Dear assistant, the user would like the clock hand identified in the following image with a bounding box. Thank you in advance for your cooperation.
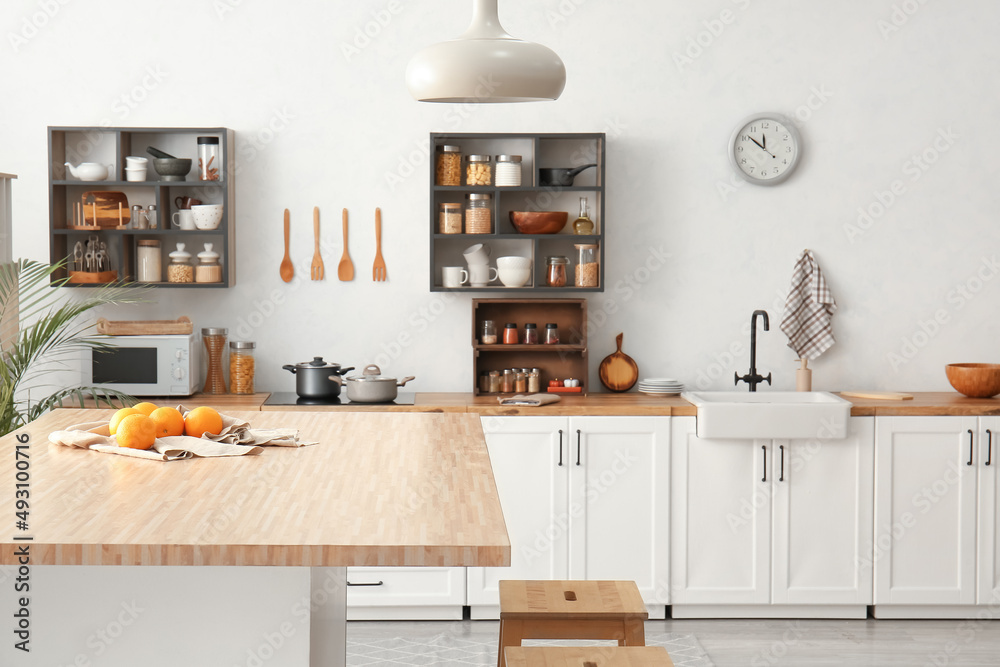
[749,135,776,158]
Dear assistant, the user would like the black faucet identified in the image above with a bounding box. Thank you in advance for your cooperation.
[735,309,772,392]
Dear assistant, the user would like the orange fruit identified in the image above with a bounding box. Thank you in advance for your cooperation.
[109,407,141,435]
[115,414,156,450]
[132,401,160,416]
[184,406,224,437]
[149,406,185,438]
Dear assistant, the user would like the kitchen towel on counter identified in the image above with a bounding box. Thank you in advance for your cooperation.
[497,393,561,406]
[181,406,316,448]
[780,249,837,361]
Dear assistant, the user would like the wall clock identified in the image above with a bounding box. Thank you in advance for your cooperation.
[729,113,801,185]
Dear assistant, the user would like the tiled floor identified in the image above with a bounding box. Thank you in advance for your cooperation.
[347,618,1000,666]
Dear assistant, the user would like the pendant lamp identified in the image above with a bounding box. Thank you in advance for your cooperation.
[406,0,566,103]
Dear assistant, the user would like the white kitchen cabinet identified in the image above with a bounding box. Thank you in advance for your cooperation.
[874,416,1000,616]
[467,415,670,619]
[345,567,466,620]
[671,416,874,617]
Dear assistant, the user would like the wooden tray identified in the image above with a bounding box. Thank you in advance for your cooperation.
[547,386,583,393]
[68,270,118,284]
[96,316,192,336]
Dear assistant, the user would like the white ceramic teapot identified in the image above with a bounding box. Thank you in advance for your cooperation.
[64,162,112,181]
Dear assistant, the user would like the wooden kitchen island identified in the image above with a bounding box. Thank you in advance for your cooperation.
[0,409,510,667]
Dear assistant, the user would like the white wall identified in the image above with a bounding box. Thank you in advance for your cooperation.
[4,0,999,393]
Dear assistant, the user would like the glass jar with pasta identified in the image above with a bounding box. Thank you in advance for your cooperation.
[228,341,255,394]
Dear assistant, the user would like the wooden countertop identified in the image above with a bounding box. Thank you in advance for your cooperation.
[0,409,510,568]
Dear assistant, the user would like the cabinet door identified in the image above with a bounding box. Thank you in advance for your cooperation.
[979,418,1000,605]
[772,418,875,605]
[568,416,670,606]
[874,416,978,605]
[467,416,570,611]
[670,417,770,604]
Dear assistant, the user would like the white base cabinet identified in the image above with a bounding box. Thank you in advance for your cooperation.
[874,416,1000,617]
[345,567,466,620]
[670,417,874,617]
[467,416,670,619]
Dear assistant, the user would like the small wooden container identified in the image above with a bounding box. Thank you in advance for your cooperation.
[68,270,118,284]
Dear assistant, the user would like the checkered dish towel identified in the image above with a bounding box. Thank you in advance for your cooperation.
[780,249,837,361]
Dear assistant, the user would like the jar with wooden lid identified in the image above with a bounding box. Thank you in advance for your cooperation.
[466,155,492,186]
[465,194,492,233]
[435,145,461,186]
[137,240,161,283]
[574,243,599,287]
[195,243,223,283]
[229,341,255,394]
[202,327,228,394]
[167,243,194,283]
[439,203,462,234]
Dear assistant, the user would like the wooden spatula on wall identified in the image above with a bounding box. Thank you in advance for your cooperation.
[338,208,354,281]
[373,207,387,281]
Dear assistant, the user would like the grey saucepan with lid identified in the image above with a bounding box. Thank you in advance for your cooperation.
[343,364,415,403]
[282,357,355,398]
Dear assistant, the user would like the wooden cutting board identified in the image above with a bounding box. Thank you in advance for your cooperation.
[75,191,129,229]
[840,391,914,401]
[599,332,638,393]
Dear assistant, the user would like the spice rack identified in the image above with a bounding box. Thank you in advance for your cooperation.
[430,133,605,293]
[47,126,236,287]
[472,298,588,395]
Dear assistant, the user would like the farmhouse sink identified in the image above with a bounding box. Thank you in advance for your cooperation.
[680,391,851,440]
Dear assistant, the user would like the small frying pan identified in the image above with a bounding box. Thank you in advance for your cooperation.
[539,163,597,187]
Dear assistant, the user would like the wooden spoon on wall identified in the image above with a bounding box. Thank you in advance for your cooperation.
[338,208,354,281]
[599,332,639,392]
[279,208,294,282]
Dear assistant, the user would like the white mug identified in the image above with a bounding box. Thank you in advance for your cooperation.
[463,243,491,265]
[172,209,195,230]
[468,263,498,287]
[441,266,469,288]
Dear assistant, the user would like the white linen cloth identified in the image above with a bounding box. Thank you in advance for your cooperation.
[780,249,837,361]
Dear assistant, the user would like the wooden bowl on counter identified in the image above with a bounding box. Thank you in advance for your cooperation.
[946,363,1000,398]
[510,211,568,234]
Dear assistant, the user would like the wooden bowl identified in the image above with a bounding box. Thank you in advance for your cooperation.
[945,363,1000,398]
[509,211,568,235]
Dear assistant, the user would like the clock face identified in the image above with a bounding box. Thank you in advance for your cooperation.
[729,114,801,185]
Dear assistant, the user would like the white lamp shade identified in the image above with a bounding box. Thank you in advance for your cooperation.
[406,0,566,103]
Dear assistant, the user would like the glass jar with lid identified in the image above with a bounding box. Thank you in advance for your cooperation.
[545,256,569,287]
[439,203,462,234]
[480,320,497,345]
[202,327,228,394]
[465,193,492,233]
[195,243,223,283]
[466,155,492,186]
[137,239,161,283]
[574,243,599,287]
[544,323,560,345]
[435,145,461,186]
[198,136,221,181]
[495,155,522,186]
[229,341,255,394]
[167,243,194,283]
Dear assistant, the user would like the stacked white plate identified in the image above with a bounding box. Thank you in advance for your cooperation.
[638,378,684,395]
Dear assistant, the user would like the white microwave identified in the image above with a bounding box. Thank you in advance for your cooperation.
[90,333,199,396]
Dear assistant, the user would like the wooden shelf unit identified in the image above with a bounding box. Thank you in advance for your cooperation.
[472,298,588,395]
[430,133,605,293]
[48,126,236,287]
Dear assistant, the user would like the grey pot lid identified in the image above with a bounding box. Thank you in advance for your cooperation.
[349,364,395,382]
[289,356,343,369]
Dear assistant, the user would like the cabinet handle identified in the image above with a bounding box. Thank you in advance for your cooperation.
[576,429,582,466]
[761,445,767,482]
[987,429,993,466]
[779,444,785,482]
[346,580,384,587]
[558,429,563,467]
[968,429,975,466]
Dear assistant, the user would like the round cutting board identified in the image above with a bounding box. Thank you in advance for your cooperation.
[599,332,638,392]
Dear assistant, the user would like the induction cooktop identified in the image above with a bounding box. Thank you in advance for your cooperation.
[264,392,416,407]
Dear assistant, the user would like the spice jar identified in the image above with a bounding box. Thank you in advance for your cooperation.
[501,369,514,393]
[465,193,492,233]
[130,204,148,230]
[439,203,462,234]
[137,240,161,283]
[198,136,221,181]
[488,370,501,393]
[515,370,527,393]
[503,322,519,344]
[435,145,461,186]
[229,341,255,394]
[480,320,498,345]
[575,243,599,287]
[523,323,538,345]
[167,243,194,283]
[544,323,560,345]
[202,327,228,394]
[546,256,569,287]
[479,372,491,394]
[195,243,223,283]
[146,204,158,230]
[466,155,492,186]
[495,155,522,186]
[527,368,540,393]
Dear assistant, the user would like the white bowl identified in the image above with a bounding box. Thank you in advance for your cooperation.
[191,204,223,230]
[496,255,532,271]
[498,268,531,288]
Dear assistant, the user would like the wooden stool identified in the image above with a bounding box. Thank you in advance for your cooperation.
[504,647,673,667]
[497,580,648,667]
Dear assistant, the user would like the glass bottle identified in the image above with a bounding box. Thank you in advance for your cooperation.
[488,370,501,393]
[480,320,498,345]
[544,323,560,345]
[130,204,148,230]
[198,136,221,181]
[146,204,158,230]
[572,196,595,235]
[523,323,538,344]
[515,370,527,393]
[229,341,255,394]
[501,369,514,393]
[202,327,228,394]
[527,369,540,393]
